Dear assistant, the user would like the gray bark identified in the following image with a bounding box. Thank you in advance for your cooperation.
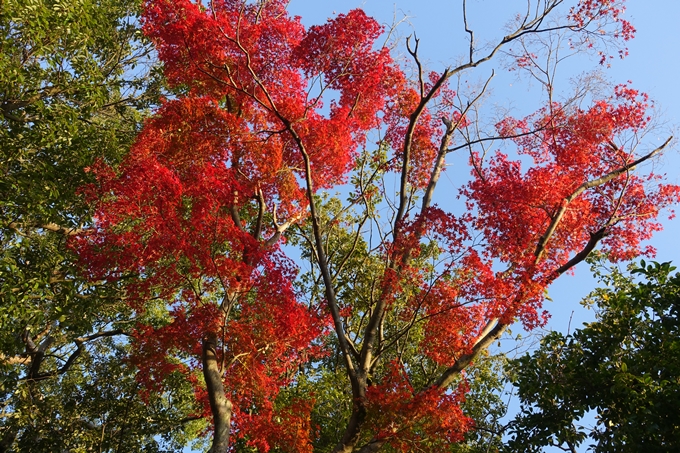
[202,332,233,453]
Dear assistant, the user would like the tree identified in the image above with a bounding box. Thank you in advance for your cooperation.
[506,260,680,453]
[0,0,201,450]
[74,0,680,452]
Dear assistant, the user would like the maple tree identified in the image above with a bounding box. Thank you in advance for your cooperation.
[73,0,680,452]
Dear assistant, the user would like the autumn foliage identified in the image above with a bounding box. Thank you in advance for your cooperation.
[74,0,680,452]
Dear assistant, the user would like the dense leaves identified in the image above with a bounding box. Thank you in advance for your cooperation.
[506,260,680,452]
[0,0,200,450]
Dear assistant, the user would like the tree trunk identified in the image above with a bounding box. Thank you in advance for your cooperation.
[332,371,368,453]
[202,331,233,453]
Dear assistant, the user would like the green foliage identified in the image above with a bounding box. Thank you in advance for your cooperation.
[454,353,507,453]
[0,0,198,450]
[290,181,509,453]
[0,0,151,364]
[506,260,680,453]
[2,339,203,453]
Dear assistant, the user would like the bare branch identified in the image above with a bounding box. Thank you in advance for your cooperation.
[252,187,266,240]
[7,222,83,236]
[27,330,127,381]
[553,227,607,276]
[434,321,508,389]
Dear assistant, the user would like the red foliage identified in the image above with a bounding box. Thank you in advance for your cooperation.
[568,0,636,63]
[569,0,635,41]
[366,361,472,451]
[466,86,679,270]
[75,0,398,449]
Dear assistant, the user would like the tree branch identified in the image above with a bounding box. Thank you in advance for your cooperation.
[7,221,83,236]
[534,136,672,261]
[27,330,127,381]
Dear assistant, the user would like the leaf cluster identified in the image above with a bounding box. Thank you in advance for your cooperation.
[506,260,680,453]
